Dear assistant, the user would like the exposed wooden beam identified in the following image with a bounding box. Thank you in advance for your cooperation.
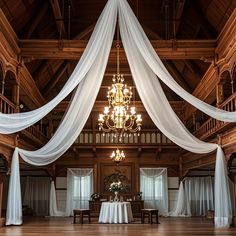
[164,60,192,92]
[175,0,185,36]
[19,39,216,60]
[43,61,69,98]
[54,100,184,113]
[49,0,67,38]
[25,3,48,38]
[74,23,96,40]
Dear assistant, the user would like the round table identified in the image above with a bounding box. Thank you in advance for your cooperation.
[98,202,133,223]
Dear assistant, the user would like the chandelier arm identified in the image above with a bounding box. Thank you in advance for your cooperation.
[105,120,117,130]
[124,119,135,129]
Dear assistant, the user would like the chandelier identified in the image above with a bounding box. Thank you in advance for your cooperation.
[98,27,142,139]
[110,149,125,164]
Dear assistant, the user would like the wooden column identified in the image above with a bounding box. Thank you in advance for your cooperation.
[12,84,20,112]
[0,173,6,227]
[48,113,54,137]
[216,83,224,107]
[232,175,236,226]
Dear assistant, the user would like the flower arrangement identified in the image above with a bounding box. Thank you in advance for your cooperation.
[91,192,100,201]
[109,181,123,192]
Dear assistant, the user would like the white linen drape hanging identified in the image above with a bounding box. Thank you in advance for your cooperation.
[170,181,191,217]
[6,0,118,225]
[49,181,66,216]
[5,0,232,228]
[185,176,214,216]
[117,0,232,227]
[23,177,51,216]
[117,0,236,122]
[140,168,168,216]
[66,168,93,216]
[0,0,117,134]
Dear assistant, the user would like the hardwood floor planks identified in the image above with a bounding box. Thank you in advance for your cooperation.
[0,217,236,236]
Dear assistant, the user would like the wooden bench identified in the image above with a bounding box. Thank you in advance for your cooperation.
[141,209,159,224]
[73,209,91,224]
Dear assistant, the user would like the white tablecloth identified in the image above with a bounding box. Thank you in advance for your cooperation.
[98,202,134,223]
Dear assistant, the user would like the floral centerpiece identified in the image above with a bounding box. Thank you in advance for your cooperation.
[109,181,123,192]
[109,181,123,201]
[91,192,100,201]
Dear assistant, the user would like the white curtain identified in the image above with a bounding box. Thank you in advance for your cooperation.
[171,177,216,217]
[66,168,93,216]
[140,168,168,216]
[5,0,232,228]
[23,177,51,216]
[185,176,214,216]
[170,181,191,217]
[49,181,66,217]
[6,0,117,225]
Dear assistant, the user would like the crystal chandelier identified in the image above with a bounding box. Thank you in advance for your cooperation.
[98,27,142,139]
[110,149,125,164]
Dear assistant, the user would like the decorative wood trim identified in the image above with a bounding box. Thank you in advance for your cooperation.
[19,39,216,60]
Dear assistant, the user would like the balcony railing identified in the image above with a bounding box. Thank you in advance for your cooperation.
[22,125,48,144]
[0,94,48,144]
[0,94,16,114]
[74,129,173,145]
[194,93,236,139]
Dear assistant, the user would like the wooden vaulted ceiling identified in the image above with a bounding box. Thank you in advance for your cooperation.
[0,0,236,130]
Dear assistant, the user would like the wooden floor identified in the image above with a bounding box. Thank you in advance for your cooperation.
[1,217,236,236]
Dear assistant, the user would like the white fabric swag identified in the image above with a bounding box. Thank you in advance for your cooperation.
[140,168,168,216]
[5,0,232,228]
[49,181,66,217]
[171,177,214,217]
[66,168,93,216]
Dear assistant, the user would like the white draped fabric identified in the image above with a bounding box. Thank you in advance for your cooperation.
[5,0,232,228]
[66,168,93,216]
[140,168,168,216]
[0,0,118,134]
[49,181,66,217]
[23,177,51,216]
[185,176,214,216]
[170,177,214,217]
[170,181,191,217]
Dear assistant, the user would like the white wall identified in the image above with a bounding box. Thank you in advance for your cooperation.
[55,176,179,212]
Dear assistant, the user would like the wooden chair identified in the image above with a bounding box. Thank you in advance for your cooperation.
[73,209,91,224]
[141,209,159,224]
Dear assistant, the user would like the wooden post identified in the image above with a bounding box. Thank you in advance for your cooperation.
[232,175,236,226]
[12,84,20,112]
[0,173,6,226]
[216,83,224,107]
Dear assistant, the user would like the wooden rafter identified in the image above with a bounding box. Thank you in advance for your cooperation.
[43,61,69,98]
[25,3,48,38]
[164,61,192,92]
[49,0,67,38]
[19,39,216,60]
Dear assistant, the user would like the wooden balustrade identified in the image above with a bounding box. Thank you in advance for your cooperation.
[194,93,236,139]
[0,94,16,114]
[75,130,173,145]
[22,125,48,144]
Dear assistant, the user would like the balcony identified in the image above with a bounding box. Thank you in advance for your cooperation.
[74,129,174,147]
[194,93,236,140]
[0,94,48,146]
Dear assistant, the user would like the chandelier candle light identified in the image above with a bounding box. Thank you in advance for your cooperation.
[110,148,125,164]
[98,27,142,140]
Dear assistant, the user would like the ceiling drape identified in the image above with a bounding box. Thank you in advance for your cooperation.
[5,0,232,228]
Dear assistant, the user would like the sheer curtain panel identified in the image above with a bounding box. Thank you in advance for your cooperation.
[140,168,168,216]
[66,168,93,216]
[23,177,51,216]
